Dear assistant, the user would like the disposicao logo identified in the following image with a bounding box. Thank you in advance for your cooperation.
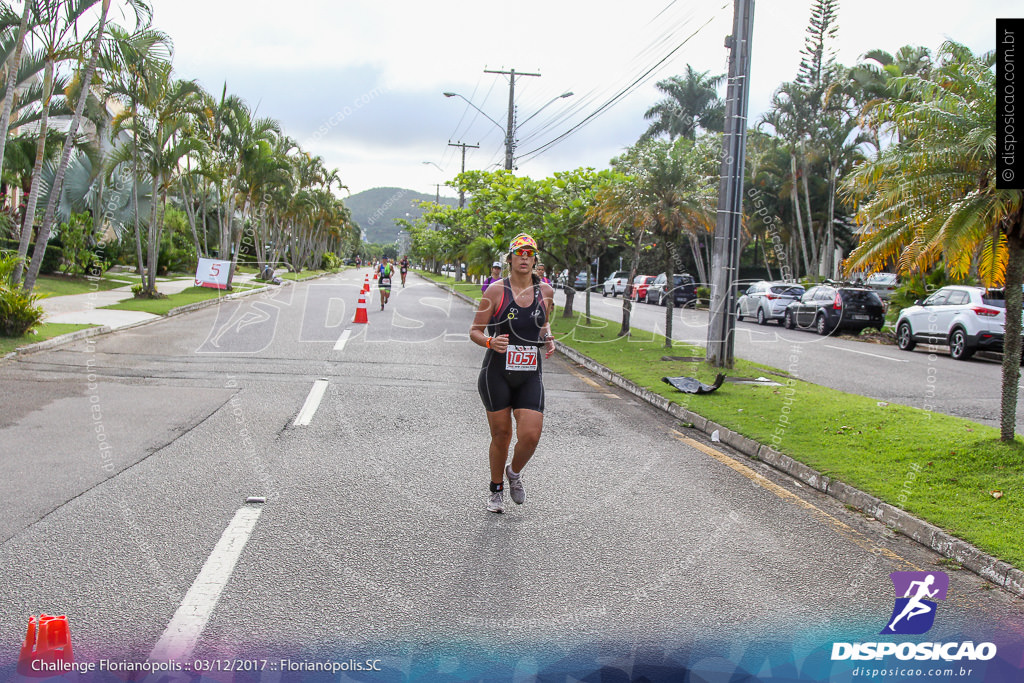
[831,571,998,663]
[881,571,948,635]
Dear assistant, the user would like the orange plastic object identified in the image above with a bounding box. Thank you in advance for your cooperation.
[353,293,369,324]
[17,614,74,677]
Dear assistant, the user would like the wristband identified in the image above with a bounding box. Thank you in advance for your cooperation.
[485,336,492,349]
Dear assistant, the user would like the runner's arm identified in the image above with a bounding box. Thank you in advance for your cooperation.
[470,288,508,353]
[540,283,556,358]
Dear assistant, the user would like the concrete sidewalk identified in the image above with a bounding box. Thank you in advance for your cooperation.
[38,273,260,330]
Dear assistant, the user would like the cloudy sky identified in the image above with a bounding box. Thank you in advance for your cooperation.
[148,0,1003,199]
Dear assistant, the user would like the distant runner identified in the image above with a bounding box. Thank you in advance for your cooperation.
[481,261,502,294]
[377,257,394,310]
[470,233,555,513]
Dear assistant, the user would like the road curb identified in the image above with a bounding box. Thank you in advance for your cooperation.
[432,276,1024,599]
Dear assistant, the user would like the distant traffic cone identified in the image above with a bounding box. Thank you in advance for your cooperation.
[18,614,73,677]
[362,274,370,294]
[353,292,369,324]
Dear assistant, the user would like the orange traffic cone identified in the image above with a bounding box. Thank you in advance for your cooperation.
[353,292,369,324]
[362,274,370,294]
[18,615,73,677]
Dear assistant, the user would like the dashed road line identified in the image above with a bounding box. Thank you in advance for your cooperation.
[824,344,908,362]
[294,379,329,426]
[334,328,352,351]
[148,505,263,662]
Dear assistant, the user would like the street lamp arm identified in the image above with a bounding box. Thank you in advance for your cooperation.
[516,91,573,131]
[443,91,506,135]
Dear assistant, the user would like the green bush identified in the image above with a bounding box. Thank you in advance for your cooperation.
[0,239,63,275]
[0,251,44,336]
[321,251,342,271]
[57,212,100,275]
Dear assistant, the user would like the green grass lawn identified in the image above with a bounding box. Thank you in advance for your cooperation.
[101,283,259,315]
[418,270,1024,570]
[34,274,128,297]
[0,323,97,355]
[277,269,328,281]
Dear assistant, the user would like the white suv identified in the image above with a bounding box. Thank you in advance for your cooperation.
[602,271,631,297]
[895,286,1009,360]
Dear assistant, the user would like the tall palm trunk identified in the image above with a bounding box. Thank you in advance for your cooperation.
[1000,233,1024,442]
[825,167,837,279]
[0,0,34,187]
[24,0,111,291]
[146,164,162,294]
[11,59,53,286]
[789,154,811,277]
[801,164,818,275]
[688,232,708,285]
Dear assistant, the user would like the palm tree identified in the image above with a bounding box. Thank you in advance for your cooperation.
[844,42,1022,442]
[11,0,99,286]
[849,46,933,154]
[641,65,724,141]
[25,0,155,292]
[609,138,716,346]
[110,62,204,295]
[103,20,173,280]
[0,0,35,187]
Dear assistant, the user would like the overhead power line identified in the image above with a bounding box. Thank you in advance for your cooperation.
[517,10,721,163]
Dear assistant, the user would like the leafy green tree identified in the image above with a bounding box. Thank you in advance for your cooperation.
[608,138,716,346]
[843,42,1022,441]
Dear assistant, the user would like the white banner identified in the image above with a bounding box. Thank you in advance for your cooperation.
[195,258,232,290]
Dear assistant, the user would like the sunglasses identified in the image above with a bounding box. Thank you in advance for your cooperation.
[511,248,535,257]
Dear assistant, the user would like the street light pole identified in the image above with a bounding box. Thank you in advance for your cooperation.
[707,0,755,368]
[484,68,540,170]
[443,88,572,173]
[447,141,479,208]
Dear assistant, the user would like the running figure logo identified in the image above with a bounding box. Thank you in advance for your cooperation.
[880,571,949,635]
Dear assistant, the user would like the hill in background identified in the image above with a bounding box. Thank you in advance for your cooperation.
[345,187,457,244]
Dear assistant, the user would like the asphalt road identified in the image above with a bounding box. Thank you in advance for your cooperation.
[1,270,1022,680]
[559,289,1021,429]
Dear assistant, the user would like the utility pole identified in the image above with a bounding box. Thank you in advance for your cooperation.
[483,68,540,170]
[706,0,755,368]
[447,140,479,207]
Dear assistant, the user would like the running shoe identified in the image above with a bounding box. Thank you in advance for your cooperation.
[506,465,525,505]
[487,489,504,513]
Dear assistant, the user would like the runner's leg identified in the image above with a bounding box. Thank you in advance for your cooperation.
[485,408,514,484]
[509,408,543,473]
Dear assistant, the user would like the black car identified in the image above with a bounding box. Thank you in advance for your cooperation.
[645,273,698,307]
[783,285,885,335]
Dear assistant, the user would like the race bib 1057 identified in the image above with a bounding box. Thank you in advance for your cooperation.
[505,345,538,371]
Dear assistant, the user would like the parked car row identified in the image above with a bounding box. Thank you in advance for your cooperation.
[737,280,887,336]
[593,271,699,307]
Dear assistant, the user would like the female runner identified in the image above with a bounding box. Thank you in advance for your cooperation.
[469,234,555,513]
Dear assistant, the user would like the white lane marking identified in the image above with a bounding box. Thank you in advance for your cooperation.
[149,505,263,662]
[823,344,908,362]
[294,379,329,426]
[333,328,352,351]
